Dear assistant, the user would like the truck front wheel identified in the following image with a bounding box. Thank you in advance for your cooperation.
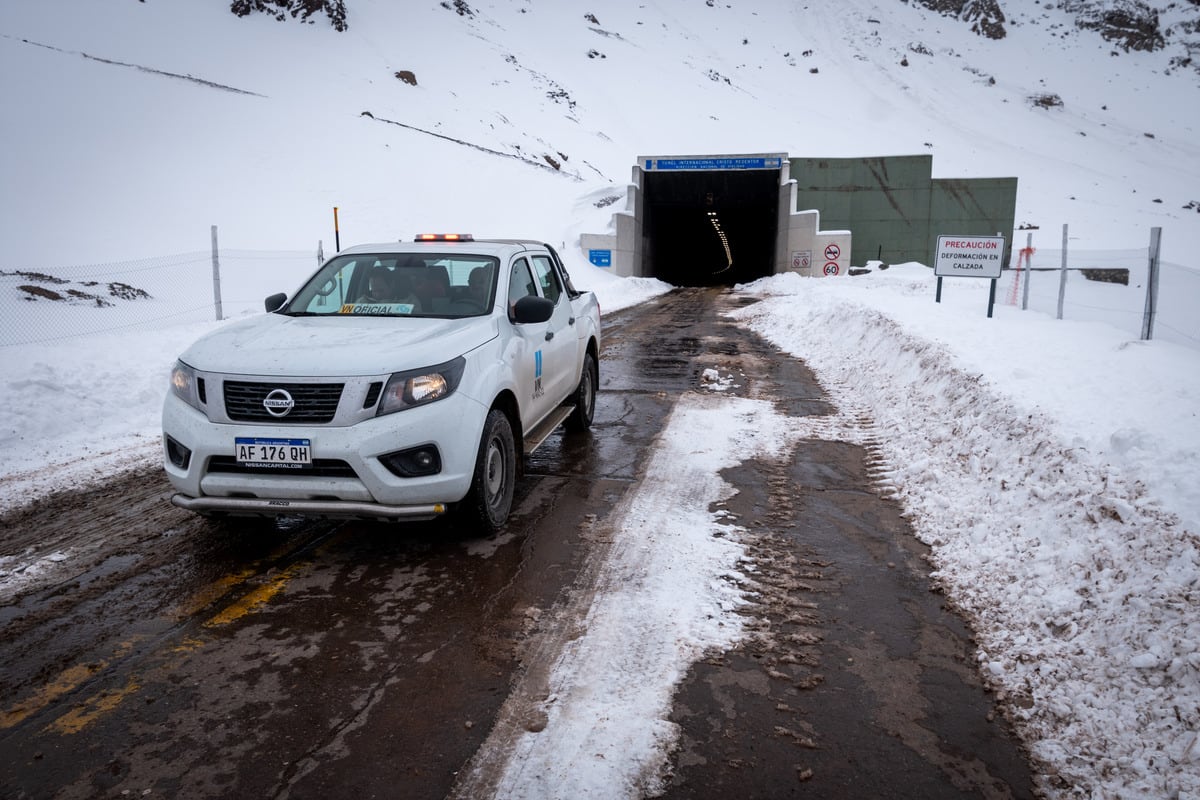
[462,409,516,532]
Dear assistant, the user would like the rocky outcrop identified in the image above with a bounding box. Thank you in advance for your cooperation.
[914,0,1008,40]
[1061,0,1165,51]
[218,0,1200,79]
[229,0,347,32]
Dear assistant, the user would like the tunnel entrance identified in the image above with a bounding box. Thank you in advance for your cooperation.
[581,151,1017,285]
[578,152,855,284]
[643,168,780,287]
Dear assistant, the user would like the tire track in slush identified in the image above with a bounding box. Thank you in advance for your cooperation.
[451,391,806,799]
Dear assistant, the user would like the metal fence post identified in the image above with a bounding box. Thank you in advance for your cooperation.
[1141,227,1163,340]
[211,225,224,322]
[1056,224,1068,320]
[1021,232,1033,311]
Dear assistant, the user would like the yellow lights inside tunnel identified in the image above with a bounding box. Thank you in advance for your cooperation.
[706,212,733,272]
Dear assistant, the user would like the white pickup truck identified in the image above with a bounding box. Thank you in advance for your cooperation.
[162,235,601,531]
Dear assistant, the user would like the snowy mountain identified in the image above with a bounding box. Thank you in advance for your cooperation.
[2,2,1200,798]
[237,0,1200,61]
[1,0,1198,269]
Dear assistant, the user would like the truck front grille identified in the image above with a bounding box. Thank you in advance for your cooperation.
[207,456,357,478]
[224,381,344,423]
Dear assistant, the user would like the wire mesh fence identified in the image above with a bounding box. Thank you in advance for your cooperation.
[3,233,1195,352]
[1000,235,1199,352]
[0,247,321,347]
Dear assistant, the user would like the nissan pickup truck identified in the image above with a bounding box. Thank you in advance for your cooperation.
[162,235,601,532]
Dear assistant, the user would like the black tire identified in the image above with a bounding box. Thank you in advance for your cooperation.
[462,409,517,533]
[564,352,597,432]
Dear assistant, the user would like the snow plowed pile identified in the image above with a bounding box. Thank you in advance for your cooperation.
[733,273,1200,799]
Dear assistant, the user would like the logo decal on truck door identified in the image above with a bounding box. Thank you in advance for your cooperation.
[532,350,545,399]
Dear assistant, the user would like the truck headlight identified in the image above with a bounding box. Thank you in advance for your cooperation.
[170,360,203,410]
[378,357,466,415]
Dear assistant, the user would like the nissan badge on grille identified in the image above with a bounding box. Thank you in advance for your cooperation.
[263,389,295,417]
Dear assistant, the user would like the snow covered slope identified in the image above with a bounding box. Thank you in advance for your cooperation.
[1,0,1197,267]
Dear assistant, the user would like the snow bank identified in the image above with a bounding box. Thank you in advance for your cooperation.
[733,274,1200,799]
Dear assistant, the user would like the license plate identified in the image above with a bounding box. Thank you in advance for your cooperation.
[235,437,312,468]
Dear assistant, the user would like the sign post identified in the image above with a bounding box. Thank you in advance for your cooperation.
[934,234,1006,317]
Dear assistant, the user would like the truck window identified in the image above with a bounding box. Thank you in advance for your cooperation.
[531,255,563,304]
[508,258,538,309]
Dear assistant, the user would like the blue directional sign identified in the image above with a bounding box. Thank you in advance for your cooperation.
[643,156,782,171]
[588,249,612,267]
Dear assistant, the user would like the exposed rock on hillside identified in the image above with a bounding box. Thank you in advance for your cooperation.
[219,0,1200,78]
[230,0,347,31]
[915,0,1008,39]
[1062,0,1165,51]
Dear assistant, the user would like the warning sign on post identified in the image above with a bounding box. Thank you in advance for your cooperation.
[935,235,1005,279]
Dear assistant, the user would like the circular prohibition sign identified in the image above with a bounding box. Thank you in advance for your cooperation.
[824,243,841,261]
[823,262,840,276]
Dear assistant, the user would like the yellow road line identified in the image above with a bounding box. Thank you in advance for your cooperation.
[170,568,256,620]
[0,639,141,730]
[9,559,311,735]
[203,564,303,628]
[2,664,100,730]
[45,676,141,736]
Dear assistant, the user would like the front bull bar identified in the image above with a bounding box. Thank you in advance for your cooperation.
[171,494,447,521]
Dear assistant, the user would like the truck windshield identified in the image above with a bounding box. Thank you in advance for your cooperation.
[285,253,499,319]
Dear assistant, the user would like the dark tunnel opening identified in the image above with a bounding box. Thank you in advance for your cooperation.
[643,169,779,286]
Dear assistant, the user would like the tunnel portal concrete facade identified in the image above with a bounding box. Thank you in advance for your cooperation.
[580,153,1017,286]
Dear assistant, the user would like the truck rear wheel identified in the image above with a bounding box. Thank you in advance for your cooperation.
[564,352,597,432]
[462,409,516,533]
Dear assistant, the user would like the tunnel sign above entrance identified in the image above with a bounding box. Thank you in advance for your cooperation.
[643,155,784,171]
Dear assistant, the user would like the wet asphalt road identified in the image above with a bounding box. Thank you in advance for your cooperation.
[0,288,1037,799]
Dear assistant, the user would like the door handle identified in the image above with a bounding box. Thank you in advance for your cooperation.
[545,331,555,341]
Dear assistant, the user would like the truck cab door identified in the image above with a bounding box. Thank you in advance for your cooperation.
[506,257,561,428]
[529,254,577,406]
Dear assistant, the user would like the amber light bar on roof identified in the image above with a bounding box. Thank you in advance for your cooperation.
[414,233,474,242]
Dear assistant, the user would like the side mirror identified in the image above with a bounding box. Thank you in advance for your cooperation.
[264,292,288,313]
[511,295,554,324]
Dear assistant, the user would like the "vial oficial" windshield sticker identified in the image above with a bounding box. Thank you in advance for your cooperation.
[338,303,416,315]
